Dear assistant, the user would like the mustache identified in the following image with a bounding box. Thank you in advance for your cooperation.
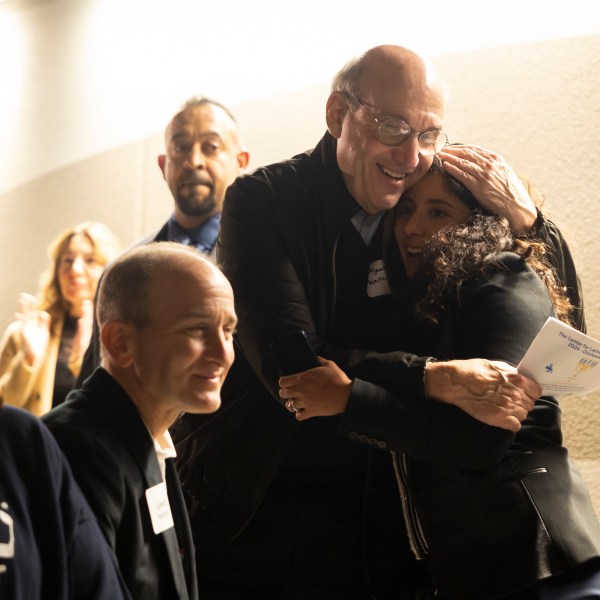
[178,173,213,188]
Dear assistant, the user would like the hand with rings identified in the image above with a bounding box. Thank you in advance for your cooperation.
[285,399,303,414]
[279,357,352,421]
[437,144,537,234]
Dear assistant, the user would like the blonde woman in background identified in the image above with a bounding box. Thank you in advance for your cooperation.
[0,221,121,415]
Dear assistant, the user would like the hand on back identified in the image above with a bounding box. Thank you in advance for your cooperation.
[425,358,541,432]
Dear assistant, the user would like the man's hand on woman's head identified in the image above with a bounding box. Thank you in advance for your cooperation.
[437,144,538,235]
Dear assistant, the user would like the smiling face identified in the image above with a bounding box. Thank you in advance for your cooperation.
[394,171,472,279]
[57,233,104,314]
[129,256,237,422]
[327,47,445,215]
[158,103,248,229]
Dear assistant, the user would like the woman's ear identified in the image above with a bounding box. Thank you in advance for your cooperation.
[326,92,349,139]
[100,320,134,368]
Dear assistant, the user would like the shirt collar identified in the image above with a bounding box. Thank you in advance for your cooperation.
[151,429,177,482]
[351,210,384,246]
[167,214,220,253]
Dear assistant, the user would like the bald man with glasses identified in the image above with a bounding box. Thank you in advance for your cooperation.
[174,45,585,599]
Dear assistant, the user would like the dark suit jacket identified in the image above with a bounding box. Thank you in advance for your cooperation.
[0,405,130,600]
[43,368,198,600]
[339,251,600,600]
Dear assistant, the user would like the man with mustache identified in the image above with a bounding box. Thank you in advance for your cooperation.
[156,97,250,252]
[77,96,249,381]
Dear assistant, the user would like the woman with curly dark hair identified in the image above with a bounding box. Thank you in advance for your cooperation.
[393,157,573,328]
[279,160,600,599]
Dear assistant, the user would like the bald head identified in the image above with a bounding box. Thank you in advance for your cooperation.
[326,45,447,215]
[331,44,446,117]
[163,97,242,148]
[97,242,237,432]
[97,242,230,329]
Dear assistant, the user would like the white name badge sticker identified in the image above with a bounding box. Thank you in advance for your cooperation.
[145,482,174,535]
[367,259,391,298]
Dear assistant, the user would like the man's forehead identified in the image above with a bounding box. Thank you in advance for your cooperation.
[167,104,234,137]
[358,54,446,117]
[152,258,230,295]
[360,85,446,125]
[149,276,235,326]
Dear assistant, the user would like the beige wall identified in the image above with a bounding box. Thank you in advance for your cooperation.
[2,34,599,508]
[434,35,600,513]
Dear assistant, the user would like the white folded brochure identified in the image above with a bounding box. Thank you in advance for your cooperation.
[517,317,600,397]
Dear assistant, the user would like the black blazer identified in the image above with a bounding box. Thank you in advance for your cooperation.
[0,405,130,600]
[43,368,198,600]
[339,252,600,600]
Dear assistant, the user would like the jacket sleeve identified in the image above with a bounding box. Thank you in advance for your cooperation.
[338,253,558,469]
[42,414,127,552]
[218,170,430,402]
[218,174,316,399]
[1,406,130,600]
[40,417,132,600]
[531,212,585,332]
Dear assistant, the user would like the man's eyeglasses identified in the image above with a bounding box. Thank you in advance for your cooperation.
[348,94,448,156]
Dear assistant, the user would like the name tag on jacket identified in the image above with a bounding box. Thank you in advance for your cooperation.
[367,259,391,298]
[145,482,174,535]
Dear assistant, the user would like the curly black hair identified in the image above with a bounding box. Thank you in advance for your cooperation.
[409,160,573,326]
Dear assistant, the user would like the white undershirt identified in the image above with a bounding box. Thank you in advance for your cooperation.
[149,429,177,482]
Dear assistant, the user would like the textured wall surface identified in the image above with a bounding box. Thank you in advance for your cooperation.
[1,35,598,510]
[434,37,600,514]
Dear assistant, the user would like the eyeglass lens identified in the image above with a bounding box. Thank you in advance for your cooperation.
[377,122,447,155]
[353,95,447,155]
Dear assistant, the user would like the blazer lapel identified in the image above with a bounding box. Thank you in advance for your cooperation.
[85,370,195,599]
[165,459,198,600]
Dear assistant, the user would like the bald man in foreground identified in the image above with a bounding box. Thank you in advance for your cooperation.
[44,243,237,600]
